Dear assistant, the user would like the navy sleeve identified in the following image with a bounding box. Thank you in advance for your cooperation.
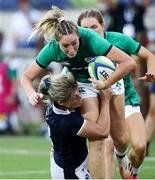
[59,112,84,136]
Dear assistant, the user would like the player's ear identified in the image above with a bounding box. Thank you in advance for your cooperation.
[57,101,66,106]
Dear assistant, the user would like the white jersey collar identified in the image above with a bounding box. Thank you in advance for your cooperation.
[52,103,71,115]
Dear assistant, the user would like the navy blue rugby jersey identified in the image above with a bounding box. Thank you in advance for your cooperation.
[46,104,88,169]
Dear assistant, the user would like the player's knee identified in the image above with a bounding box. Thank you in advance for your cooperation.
[133,141,146,157]
[113,137,128,151]
[117,132,128,146]
[120,138,128,148]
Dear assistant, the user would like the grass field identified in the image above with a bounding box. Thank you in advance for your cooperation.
[0,135,155,179]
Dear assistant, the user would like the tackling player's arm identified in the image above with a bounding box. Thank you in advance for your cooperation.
[77,90,111,140]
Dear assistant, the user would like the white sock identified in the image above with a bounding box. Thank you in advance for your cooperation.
[114,148,127,159]
[119,155,129,169]
[115,149,129,169]
[132,167,140,176]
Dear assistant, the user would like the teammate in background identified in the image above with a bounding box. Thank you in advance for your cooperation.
[77,9,155,179]
[0,58,22,134]
[38,73,111,179]
[145,82,155,156]
[21,6,136,179]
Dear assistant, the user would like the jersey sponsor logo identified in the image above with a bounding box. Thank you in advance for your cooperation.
[71,67,88,70]
[61,62,87,70]
[61,61,71,66]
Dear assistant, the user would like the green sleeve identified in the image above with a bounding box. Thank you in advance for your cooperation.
[90,31,113,55]
[79,27,113,56]
[36,43,53,68]
[123,34,141,55]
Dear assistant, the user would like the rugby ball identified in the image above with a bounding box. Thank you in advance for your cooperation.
[88,56,116,80]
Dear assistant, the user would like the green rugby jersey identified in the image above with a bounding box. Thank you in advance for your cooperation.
[36,27,112,83]
[104,31,141,106]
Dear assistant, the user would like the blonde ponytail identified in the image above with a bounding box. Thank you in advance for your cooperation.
[29,6,65,42]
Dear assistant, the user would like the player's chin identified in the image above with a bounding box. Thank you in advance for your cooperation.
[67,53,76,58]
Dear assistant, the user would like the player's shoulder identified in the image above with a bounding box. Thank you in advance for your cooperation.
[78,26,99,38]
[105,31,128,38]
[44,39,58,49]
[39,39,62,58]
[78,26,88,33]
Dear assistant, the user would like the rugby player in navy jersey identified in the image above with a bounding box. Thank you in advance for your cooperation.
[38,73,111,179]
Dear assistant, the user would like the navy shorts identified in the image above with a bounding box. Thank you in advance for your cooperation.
[149,82,155,93]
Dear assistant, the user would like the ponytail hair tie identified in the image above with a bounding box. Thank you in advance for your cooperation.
[58,16,65,23]
[43,77,51,91]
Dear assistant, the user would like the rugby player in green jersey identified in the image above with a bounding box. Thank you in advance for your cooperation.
[21,6,136,179]
[78,9,155,179]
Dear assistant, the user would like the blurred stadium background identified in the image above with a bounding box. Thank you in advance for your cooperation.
[0,0,155,179]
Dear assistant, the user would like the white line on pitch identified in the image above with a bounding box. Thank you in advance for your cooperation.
[0,149,49,155]
[0,170,49,176]
[116,166,155,171]
[142,166,155,170]
[145,156,155,161]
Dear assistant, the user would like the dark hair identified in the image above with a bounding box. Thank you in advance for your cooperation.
[77,9,104,26]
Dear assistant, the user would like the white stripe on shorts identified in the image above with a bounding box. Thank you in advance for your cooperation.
[78,79,124,99]
[125,105,141,119]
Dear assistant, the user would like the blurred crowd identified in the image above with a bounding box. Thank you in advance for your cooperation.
[0,0,155,144]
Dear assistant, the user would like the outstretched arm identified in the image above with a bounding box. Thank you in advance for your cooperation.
[137,46,155,82]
